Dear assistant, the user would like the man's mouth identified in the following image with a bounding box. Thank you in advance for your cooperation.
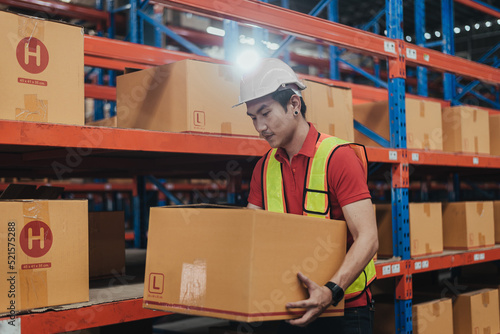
[263,133,274,140]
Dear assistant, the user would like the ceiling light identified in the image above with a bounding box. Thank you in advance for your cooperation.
[474,23,480,29]
[384,30,387,36]
[435,31,441,37]
[465,25,471,31]
[406,36,412,42]
[454,27,460,33]
[206,26,225,37]
[497,19,500,25]
[424,32,431,40]
[485,21,492,27]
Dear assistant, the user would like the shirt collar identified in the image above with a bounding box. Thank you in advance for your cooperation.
[275,123,319,162]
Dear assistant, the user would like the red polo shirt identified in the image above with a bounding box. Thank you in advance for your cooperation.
[248,124,372,308]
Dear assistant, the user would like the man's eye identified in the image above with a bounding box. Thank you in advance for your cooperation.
[263,112,270,117]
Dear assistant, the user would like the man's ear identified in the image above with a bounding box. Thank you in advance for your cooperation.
[289,94,301,112]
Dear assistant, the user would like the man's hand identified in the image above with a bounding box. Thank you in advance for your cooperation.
[285,272,333,327]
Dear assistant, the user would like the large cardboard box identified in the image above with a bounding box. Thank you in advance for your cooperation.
[117,60,255,136]
[0,200,88,314]
[143,205,347,322]
[442,201,495,250]
[302,80,354,141]
[495,201,500,244]
[413,298,453,334]
[442,106,490,154]
[1,11,84,125]
[491,113,500,156]
[89,211,125,279]
[376,203,443,258]
[453,289,500,334]
[353,98,443,150]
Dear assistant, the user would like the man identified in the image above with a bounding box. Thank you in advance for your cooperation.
[237,58,378,333]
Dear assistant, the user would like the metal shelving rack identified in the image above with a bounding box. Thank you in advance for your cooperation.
[0,0,499,333]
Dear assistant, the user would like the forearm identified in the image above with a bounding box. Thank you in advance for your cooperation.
[328,233,378,290]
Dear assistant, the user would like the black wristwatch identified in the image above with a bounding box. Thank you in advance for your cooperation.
[324,281,344,306]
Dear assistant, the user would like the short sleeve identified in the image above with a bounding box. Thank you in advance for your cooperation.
[328,145,371,207]
[247,156,265,208]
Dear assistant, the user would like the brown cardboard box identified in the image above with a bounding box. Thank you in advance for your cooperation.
[413,298,453,334]
[143,205,346,322]
[302,80,354,141]
[442,202,495,250]
[376,203,443,258]
[442,106,490,154]
[117,60,256,136]
[89,211,125,279]
[494,201,500,244]
[353,98,443,150]
[1,11,84,125]
[491,113,500,156]
[0,200,88,314]
[453,289,500,334]
[86,116,118,128]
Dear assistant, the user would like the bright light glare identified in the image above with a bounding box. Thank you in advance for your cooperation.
[435,31,441,37]
[497,19,500,25]
[263,41,280,51]
[424,32,431,40]
[465,25,471,31]
[485,21,492,27]
[239,35,255,45]
[454,27,460,34]
[384,30,387,36]
[236,50,262,73]
[206,26,225,37]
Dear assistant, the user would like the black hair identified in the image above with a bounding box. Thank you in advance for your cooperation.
[270,89,307,118]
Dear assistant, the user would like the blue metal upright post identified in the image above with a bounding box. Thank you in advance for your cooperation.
[154,5,163,47]
[387,0,411,333]
[442,0,456,102]
[130,0,138,43]
[133,175,147,248]
[415,0,428,97]
[223,20,239,62]
[328,0,340,80]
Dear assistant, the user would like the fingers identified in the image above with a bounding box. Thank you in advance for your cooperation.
[286,299,315,309]
[296,272,317,290]
[287,308,319,327]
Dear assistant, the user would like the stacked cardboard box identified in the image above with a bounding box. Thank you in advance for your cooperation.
[117,60,256,136]
[491,113,500,156]
[376,203,443,258]
[353,98,443,150]
[0,200,88,314]
[453,289,500,334]
[143,205,347,322]
[302,80,354,141]
[442,201,495,250]
[495,201,500,244]
[441,106,490,154]
[1,10,84,125]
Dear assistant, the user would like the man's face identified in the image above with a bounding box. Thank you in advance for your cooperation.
[246,94,295,148]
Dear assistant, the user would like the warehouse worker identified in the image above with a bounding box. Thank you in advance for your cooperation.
[236,58,378,333]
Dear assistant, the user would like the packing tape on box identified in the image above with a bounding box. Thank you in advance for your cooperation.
[16,94,48,122]
[221,122,232,135]
[425,243,432,255]
[482,291,490,306]
[180,259,207,307]
[423,134,430,150]
[327,87,334,108]
[20,201,51,309]
[423,203,431,217]
[477,202,484,216]
[18,16,45,40]
[474,136,479,154]
[432,301,441,317]
[419,101,425,118]
[329,124,335,136]
[479,233,486,247]
[484,327,491,334]
[473,109,477,123]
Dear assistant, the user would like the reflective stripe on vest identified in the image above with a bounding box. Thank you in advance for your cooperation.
[262,134,376,300]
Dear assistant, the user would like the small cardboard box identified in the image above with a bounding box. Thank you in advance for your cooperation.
[442,106,490,154]
[86,116,118,128]
[413,298,453,334]
[376,203,443,258]
[353,98,443,150]
[117,60,256,136]
[0,200,88,314]
[491,113,500,156]
[143,205,347,322]
[89,211,125,279]
[1,10,84,125]
[494,201,500,244]
[453,289,500,334]
[442,202,495,250]
[302,80,354,141]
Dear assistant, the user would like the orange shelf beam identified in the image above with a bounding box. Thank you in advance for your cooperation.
[408,149,500,168]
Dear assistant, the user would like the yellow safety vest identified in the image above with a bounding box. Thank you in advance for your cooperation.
[262,133,376,300]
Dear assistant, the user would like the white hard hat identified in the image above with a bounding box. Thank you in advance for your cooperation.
[234,58,306,107]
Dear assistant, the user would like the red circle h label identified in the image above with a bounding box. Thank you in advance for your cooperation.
[16,37,49,74]
[20,221,53,258]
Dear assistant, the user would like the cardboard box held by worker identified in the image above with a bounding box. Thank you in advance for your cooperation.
[143,205,347,322]
[0,199,89,314]
[117,60,256,136]
[0,10,84,125]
